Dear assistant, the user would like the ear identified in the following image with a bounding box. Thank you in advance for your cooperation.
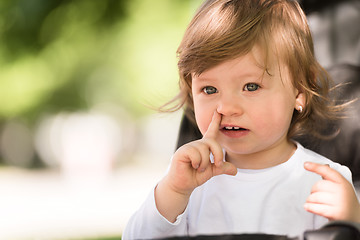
[295,90,306,112]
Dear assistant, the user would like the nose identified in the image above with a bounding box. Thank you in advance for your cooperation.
[216,93,243,117]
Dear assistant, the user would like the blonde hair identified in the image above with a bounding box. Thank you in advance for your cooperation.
[165,0,343,139]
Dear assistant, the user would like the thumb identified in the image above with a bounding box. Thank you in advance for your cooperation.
[214,162,237,176]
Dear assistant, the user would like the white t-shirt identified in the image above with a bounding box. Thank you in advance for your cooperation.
[122,143,353,240]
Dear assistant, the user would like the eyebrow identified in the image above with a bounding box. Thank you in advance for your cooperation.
[193,71,263,82]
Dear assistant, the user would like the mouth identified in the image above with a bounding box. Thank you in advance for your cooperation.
[222,126,248,131]
[220,125,249,138]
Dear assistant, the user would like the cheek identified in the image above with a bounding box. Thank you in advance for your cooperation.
[194,101,214,135]
[252,100,294,134]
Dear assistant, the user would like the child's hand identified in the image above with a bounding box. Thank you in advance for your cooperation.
[155,111,237,222]
[166,111,237,196]
[304,162,360,222]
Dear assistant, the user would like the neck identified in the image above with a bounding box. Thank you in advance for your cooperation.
[225,140,296,169]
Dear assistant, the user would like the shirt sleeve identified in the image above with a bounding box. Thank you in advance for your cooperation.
[122,186,189,240]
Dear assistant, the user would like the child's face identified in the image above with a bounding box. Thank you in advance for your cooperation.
[191,47,304,165]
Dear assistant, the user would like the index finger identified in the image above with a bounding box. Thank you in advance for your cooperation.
[203,111,222,139]
[304,162,345,184]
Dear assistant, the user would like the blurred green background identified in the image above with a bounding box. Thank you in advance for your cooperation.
[0,0,202,239]
[0,0,185,119]
[0,0,202,168]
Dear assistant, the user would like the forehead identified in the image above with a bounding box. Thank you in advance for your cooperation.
[192,45,276,79]
[193,56,261,81]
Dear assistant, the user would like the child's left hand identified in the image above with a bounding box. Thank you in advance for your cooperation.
[304,162,360,223]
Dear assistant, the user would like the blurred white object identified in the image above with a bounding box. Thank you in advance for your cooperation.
[61,113,122,180]
[140,111,182,162]
[35,112,123,182]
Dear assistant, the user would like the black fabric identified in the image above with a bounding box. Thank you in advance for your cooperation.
[146,222,360,240]
[176,111,202,150]
[297,0,344,14]
[152,234,298,240]
[304,221,360,240]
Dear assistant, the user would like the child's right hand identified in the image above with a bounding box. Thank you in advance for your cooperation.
[155,111,237,222]
[167,111,237,196]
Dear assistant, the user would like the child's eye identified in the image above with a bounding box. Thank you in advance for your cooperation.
[244,83,260,92]
[202,86,218,95]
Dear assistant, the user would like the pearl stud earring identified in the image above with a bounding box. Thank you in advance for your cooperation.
[298,105,303,113]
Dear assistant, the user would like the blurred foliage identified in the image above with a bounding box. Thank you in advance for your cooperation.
[0,0,202,125]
